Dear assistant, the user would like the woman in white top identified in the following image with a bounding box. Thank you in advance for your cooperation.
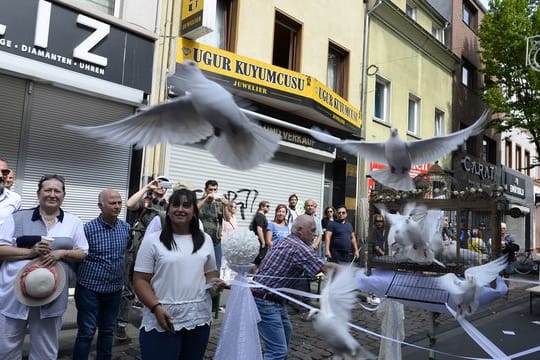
[221,201,238,279]
[133,188,226,359]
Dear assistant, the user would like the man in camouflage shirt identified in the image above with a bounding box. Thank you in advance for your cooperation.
[197,179,228,272]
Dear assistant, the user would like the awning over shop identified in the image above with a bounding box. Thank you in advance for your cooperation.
[176,38,362,135]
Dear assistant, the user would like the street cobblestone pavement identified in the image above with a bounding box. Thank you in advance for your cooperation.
[51,273,532,360]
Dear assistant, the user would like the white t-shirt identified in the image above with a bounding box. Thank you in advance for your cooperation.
[134,231,217,331]
[0,189,21,217]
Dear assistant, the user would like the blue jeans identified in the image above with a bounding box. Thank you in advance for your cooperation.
[214,244,222,272]
[73,284,122,360]
[139,325,210,360]
[255,298,292,360]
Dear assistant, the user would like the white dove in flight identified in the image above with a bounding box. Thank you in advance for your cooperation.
[438,255,508,317]
[308,266,374,359]
[308,110,490,191]
[65,60,281,170]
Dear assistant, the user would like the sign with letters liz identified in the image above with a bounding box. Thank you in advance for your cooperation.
[0,0,154,93]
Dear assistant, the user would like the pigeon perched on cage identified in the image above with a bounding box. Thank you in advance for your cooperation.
[440,241,489,265]
[308,266,374,359]
[438,255,508,316]
[65,60,281,171]
[308,111,490,191]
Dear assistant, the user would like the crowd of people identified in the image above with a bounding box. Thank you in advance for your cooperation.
[0,160,362,359]
[0,159,522,359]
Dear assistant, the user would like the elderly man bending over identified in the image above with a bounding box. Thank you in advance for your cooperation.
[252,215,336,360]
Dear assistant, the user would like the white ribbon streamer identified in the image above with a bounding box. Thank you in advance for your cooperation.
[228,276,539,359]
[446,303,510,359]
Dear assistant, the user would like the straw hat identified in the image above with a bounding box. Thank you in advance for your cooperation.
[14,259,66,306]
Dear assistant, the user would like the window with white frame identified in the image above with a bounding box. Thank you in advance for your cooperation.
[197,0,236,50]
[72,0,116,15]
[408,94,420,134]
[406,3,417,21]
[461,60,475,88]
[434,109,444,136]
[374,77,390,122]
[432,24,445,45]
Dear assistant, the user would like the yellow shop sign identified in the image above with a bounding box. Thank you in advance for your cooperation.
[177,38,361,129]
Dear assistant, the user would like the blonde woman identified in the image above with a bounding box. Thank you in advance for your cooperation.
[221,201,238,280]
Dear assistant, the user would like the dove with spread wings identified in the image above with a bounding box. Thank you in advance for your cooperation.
[438,255,508,317]
[308,111,490,191]
[308,266,375,359]
[377,203,445,266]
[65,60,281,170]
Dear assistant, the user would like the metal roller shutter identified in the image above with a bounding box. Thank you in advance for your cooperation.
[165,144,324,225]
[0,74,26,167]
[19,83,134,221]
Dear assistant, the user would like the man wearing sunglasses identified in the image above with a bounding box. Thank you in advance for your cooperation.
[0,159,21,217]
[325,206,359,263]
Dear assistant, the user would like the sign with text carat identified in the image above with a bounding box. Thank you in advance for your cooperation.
[177,38,361,129]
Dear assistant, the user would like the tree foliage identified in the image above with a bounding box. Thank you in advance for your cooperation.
[479,0,540,167]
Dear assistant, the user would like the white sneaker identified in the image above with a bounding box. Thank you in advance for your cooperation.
[367,295,381,305]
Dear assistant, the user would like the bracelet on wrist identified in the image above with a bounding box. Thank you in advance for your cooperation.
[150,302,162,313]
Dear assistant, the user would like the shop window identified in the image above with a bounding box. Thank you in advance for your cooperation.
[273,11,301,71]
[516,145,522,171]
[72,0,116,15]
[482,137,496,164]
[505,140,512,167]
[374,77,390,122]
[198,0,237,50]
[407,94,420,135]
[327,43,348,98]
[525,150,531,176]
[434,109,444,136]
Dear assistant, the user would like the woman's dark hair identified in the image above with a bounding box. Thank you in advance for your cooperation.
[324,206,336,219]
[159,188,205,252]
[38,174,66,193]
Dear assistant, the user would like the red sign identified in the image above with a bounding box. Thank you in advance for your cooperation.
[367,162,431,198]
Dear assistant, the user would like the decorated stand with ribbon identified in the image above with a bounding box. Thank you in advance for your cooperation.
[214,228,262,360]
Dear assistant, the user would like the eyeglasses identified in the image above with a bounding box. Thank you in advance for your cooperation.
[337,211,347,214]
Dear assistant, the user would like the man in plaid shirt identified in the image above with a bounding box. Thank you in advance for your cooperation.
[253,215,335,359]
[73,189,131,359]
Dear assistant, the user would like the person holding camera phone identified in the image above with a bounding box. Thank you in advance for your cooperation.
[197,180,228,272]
[116,176,170,341]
